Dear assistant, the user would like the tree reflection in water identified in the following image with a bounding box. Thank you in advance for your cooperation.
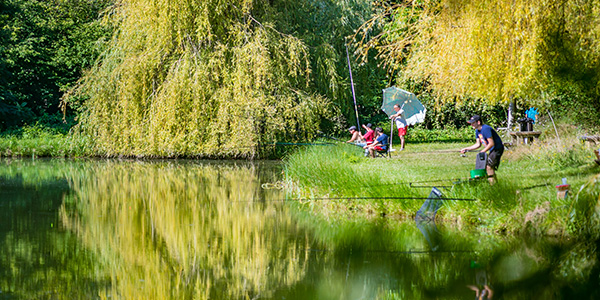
[1,159,599,299]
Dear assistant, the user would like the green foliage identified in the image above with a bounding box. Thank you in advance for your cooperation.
[0,123,93,157]
[355,0,600,128]
[545,144,591,170]
[0,0,113,129]
[571,174,600,238]
[65,0,391,158]
[407,126,472,143]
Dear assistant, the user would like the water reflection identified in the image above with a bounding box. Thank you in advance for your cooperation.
[0,159,599,299]
[58,159,306,300]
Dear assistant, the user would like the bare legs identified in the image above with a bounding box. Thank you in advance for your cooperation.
[486,165,496,185]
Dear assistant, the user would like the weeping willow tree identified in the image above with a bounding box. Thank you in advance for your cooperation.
[356,0,600,123]
[64,0,338,158]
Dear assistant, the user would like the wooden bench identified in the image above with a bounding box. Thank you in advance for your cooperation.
[508,131,542,145]
[579,136,600,145]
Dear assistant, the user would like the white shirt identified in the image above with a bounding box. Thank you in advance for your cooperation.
[394,109,406,128]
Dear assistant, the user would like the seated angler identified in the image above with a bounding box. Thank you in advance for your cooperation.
[346,126,365,145]
[366,127,389,158]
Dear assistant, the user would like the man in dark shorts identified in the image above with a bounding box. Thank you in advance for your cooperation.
[460,115,504,184]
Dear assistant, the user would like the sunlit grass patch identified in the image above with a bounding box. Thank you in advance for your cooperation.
[284,136,600,236]
[0,124,94,157]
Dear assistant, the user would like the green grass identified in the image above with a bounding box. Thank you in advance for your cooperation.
[284,133,600,237]
[0,124,94,157]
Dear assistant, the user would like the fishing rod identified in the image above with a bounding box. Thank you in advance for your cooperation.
[345,43,361,130]
[366,177,468,187]
[520,183,550,190]
[401,149,478,155]
[408,178,465,184]
[317,131,342,143]
[409,185,453,189]
[302,248,475,255]
[267,142,334,146]
[235,196,477,202]
[220,142,336,151]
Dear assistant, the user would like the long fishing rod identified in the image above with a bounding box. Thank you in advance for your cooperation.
[235,196,477,202]
[221,142,336,151]
[520,183,550,190]
[302,248,475,255]
[364,177,469,187]
[317,131,342,143]
[409,185,453,189]
[401,149,479,155]
[345,43,361,130]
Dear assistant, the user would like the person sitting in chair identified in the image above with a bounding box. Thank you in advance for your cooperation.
[361,123,375,146]
[366,127,389,158]
[346,126,365,145]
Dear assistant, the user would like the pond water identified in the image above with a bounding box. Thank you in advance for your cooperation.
[0,159,599,299]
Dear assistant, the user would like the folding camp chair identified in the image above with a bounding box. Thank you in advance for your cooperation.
[376,136,391,158]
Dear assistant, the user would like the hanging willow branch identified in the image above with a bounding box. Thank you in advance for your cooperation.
[354,0,600,108]
[63,0,336,158]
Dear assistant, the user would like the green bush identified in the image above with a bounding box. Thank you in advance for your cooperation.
[405,126,473,143]
[0,124,93,157]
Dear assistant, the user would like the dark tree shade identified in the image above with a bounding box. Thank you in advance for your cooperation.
[0,0,112,129]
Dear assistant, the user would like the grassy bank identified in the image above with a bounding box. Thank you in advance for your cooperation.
[0,125,94,157]
[0,124,472,158]
[284,125,600,237]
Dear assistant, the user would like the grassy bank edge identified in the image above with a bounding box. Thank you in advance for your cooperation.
[283,129,600,238]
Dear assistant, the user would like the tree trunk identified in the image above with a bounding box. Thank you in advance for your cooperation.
[507,100,516,130]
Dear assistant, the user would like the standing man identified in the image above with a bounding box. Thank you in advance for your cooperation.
[460,115,504,184]
[390,104,407,151]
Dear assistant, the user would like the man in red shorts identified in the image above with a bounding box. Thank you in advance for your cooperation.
[390,104,407,151]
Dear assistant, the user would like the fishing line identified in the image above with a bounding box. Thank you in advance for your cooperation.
[409,185,453,189]
[300,248,475,255]
[234,196,477,202]
[220,142,336,150]
[520,183,550,190]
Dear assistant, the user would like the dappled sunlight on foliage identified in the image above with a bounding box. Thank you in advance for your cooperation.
[285,140,600,236]
[65,0,343,158]
[355,0,600,126]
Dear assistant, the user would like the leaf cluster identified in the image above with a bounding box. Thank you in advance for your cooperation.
[66,0,356,158]
[355,0,600,127]
[0,0,113,129]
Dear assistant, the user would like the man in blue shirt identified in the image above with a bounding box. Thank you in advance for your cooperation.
[460,115,504,184]
[366,127,389,158]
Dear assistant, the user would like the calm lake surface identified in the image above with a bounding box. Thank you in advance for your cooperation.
[1,159,599,299]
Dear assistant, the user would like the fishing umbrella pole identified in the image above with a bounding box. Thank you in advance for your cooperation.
[345,44,360,129]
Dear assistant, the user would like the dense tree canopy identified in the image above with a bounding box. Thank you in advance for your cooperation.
[356,0,600,126]
[0,0,112,129]
[3,0,599,157]
[65,0,382,158]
